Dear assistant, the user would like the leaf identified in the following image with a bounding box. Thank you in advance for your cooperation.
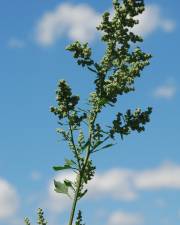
[93,140,103,149]
[54,180,68,195]
[94,143,115,153]
[81,139,90,151]
[65,159,74,166]
[100,143,114,150]
[53,165,71,171]
[64,179,73,188]
[78,189,88,199]
[53,159,75,171]
[87,66,97,73]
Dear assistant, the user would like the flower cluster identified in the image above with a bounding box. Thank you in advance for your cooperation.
[24,209,47,225]
[66,41,94,67]
[50,80,80,119]
[110,107,152,139]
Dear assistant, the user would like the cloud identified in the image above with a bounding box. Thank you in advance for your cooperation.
[35,2,175,47]
[132,5,175,37]
[87,169,137,201]
[0,178,19,219]
[87,162,180,200]
[35,3,101,46]
[134,162,180,189]
[107,211,143,225]
[44,162,180,214]
[153,82,177,99]
[8,38,25,48]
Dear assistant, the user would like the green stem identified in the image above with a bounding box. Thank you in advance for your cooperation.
[67,110,81,170]
[68,173,82,225]
[67,141,92,225]
[67,112,97,225]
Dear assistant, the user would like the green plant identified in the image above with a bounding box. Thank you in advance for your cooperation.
[24,208,47,225]
[25,0,152,224]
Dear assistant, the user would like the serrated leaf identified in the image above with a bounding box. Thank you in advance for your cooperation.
[54,180,68,195]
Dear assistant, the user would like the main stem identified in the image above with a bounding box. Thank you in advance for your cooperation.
[68,173,82,225]
[67,149,91,225]
[67,112,97,225]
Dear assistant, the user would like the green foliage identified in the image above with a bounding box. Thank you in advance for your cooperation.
[25,1,153,225]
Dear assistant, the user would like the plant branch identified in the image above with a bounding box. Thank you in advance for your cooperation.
[67,110,82,170]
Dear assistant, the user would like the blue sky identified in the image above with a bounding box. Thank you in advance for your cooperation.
[0,0,180,225]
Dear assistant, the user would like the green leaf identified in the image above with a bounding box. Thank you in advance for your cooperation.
[54,180,68,195]
[78,189,88,199]
[93,140,103,149]
[53,159,76,171]
[100,143,114,150]
[53,165,71,171]
[87,66,97,73]
[65,159,74,166]
[81,139,90,151]
[64,179,73,188]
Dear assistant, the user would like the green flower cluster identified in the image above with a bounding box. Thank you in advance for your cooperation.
[110,107,152,139]
[50,80,80,119]
[75,211,85,225]
[66,41,94,67]
[24,209,47,225]
[50,80,87,128]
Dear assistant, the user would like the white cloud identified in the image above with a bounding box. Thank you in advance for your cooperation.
[108,211,143,225]
[132,5,175,37]
[8,38,25,48]
[35,3,101,46]
[87,169,137,201]
[0,178,19,219]
[153,83,177,99]
[44,161,180,214]
[87,162,180,200]
[35,3,175,47]
[135,162,180,189]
